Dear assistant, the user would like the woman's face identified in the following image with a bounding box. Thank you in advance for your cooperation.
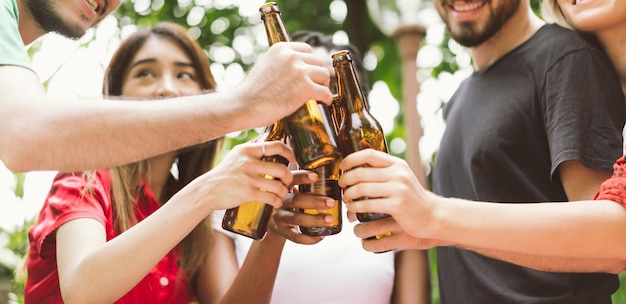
[556,0,626,32]
[122,36,203,98]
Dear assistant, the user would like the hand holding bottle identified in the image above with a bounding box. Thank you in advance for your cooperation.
[339,149,446,251]
[352,215,448,253]
[268,170,338,244]
[235,41,333,128]
[184,141,295,212]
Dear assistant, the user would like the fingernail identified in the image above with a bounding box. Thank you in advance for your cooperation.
[325,215,333,223]
[308,173,318,181]
[325,198,335,207]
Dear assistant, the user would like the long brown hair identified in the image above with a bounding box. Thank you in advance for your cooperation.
[101,21,223,293]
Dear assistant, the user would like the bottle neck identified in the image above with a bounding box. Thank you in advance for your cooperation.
[336,61,366,114]
[262,12,290,45]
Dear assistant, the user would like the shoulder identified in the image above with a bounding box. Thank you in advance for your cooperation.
[527,24,605,60]
[29,170,113,256]
[0,0,33,69]
[51,170,111,197]
[0,0,18,17]
[43,170,113,223]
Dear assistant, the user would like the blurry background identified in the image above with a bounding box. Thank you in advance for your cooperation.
[1,0,624,303]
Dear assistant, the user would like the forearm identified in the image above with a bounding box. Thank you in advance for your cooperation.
[195,232,239,304]
[1,42,332,173]
[430,197,626,262]
[464,246,626,274]
[392,250,431,304]
[1,93,243,172]
[220,232,286,304]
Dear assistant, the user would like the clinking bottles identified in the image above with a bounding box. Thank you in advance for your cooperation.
[221,121,288,240]
[333,50,391,230]
[260,2,341,170]
[298,100,343,236]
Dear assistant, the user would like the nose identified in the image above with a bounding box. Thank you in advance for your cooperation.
[155,75,180,98]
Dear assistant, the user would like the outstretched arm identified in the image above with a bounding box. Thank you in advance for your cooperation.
[340,149,626,274]
[0,42,332,172]
[55,142,294,304]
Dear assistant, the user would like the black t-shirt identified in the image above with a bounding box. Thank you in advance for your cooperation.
[433,24,624,303]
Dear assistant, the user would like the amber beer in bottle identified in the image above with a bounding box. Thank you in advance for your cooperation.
[260,2,341,170]
[333,50,391,232]
[298,103,343,236]
[221,122,288,240]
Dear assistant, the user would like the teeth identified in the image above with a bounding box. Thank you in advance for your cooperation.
[450,0,484,12]
[86,0,98,10]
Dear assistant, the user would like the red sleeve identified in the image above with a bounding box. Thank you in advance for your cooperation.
[594,155,626,207]
[30,170,112,259]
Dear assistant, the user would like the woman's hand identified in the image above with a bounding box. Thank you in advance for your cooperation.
[177,140,296,212]
[268,170,336,245]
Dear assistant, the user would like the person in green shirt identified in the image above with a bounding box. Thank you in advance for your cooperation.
[0,0,332,173]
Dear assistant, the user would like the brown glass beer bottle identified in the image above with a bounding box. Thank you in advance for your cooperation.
[298,101,343,236]
[221,121,288,240]
[260,2,341,170]
[333,50,391,225]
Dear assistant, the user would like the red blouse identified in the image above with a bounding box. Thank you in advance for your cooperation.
[24,169,194,303]
[594,155,626,207]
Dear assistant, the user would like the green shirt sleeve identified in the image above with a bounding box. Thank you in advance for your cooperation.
[0,0,33,70]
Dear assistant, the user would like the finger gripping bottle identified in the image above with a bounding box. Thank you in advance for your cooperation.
[221,122,288,240]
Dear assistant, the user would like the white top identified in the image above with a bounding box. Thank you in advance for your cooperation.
[212,210,395,304]
[622,123,626,155]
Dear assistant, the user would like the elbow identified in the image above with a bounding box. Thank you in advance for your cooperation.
[60,282,113,304]
[0,147,31,173]
[603,259,626,275]
[0,124,49,172]
[60,286,86,304]
[60,281,88,304]
[590,259,626,275]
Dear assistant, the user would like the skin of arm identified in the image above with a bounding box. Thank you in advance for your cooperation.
[0,42,332,172]
[217,232,287,304]
[339,149,626,274]
[215,171,334,304]
[195,231,239,303]
[392,249,431,304]
[55,142,295,304]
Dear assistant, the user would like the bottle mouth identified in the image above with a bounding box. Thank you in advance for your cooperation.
[332,50,353,66]
[259,2,280,14]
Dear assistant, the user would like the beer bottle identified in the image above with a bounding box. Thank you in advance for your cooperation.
[221,122,288,240]
[298,102,343,236]
[333,50,391,226]
[260,2,341,170]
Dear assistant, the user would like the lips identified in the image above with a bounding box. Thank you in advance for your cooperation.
[446,0,487,12]
[86,0,99,11]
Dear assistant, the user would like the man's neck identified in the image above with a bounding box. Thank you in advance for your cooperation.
[470,4,544,71]
[16,0,46,45]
